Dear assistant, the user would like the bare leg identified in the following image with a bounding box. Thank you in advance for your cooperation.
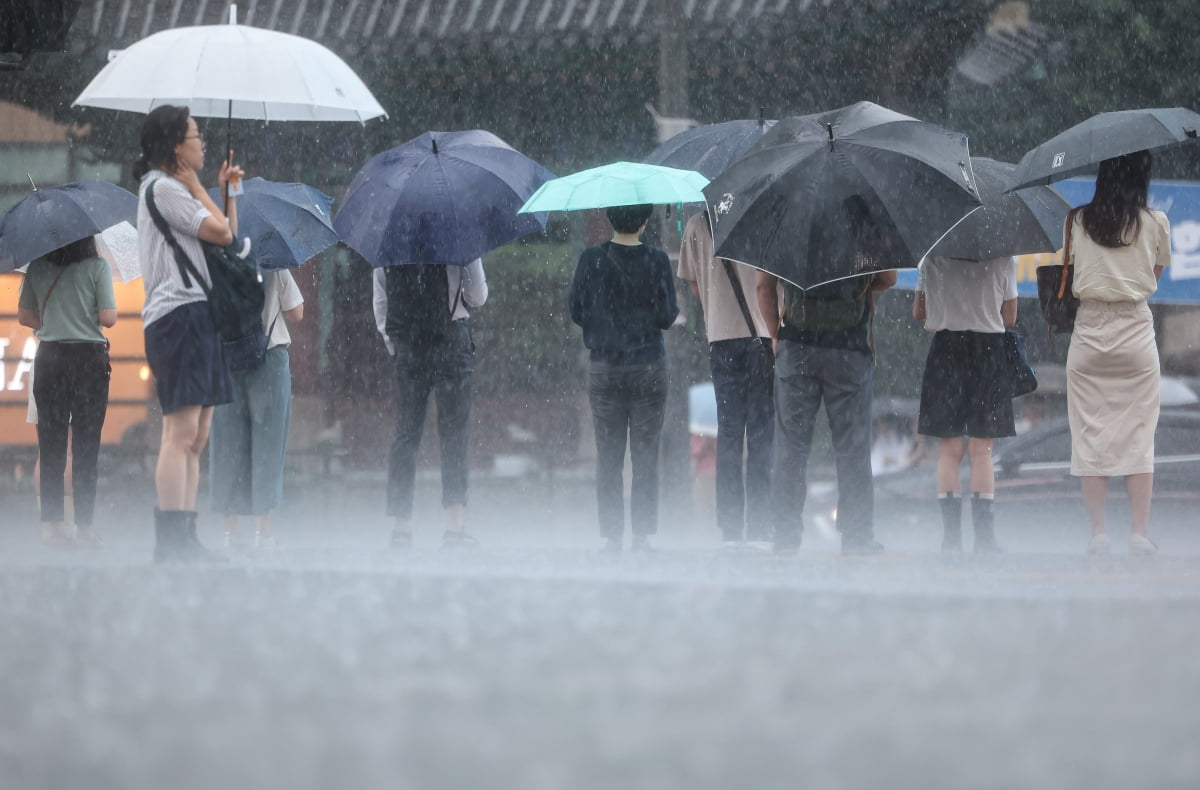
[936,437,965,495]
[1079,476,1108,537]
[255,512,271,538]
[1124,473,1153,538]
[966,438,994,496]
[156,406,203,511]
[446,504,465,533]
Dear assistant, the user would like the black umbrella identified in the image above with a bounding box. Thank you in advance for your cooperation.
[705,101,981,290]
[1008,107,1200,191]
[0,180,137,272]
[929,158,1072,260]
[643,114,778,179]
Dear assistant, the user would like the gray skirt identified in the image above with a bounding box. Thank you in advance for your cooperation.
[1066,300,1159,477]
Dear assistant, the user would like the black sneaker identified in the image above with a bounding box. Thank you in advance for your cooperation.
[842,539,885,556]
[442,530,479,549]
[390,530,413,550]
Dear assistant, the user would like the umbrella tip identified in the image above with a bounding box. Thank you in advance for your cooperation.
[26,173,36,191]
[229,3,238,24]
[432,138,439,155]
[759,106,765,128]
[827,122,835,147]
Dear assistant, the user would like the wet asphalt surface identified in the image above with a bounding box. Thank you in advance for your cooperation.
[1,469,1198,790]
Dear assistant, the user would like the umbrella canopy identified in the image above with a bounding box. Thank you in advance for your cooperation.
[518,162,708,213]
[0,181,138,272]
[928,158,1072,261]
[704,101,981,290]
[72,18,386,123]
[1009,107,1200,191]
[95,221,141,282]
[207,178,337,270]
[335,130,556,267]
[643,118,778,179]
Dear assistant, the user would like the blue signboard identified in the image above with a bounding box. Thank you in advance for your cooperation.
[895,178,1200,304]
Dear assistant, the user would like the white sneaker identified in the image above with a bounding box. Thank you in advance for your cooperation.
[745,540,773,552]
[1086,534,1111,555]
[254,533,279,551]
[1129,534,1158,556]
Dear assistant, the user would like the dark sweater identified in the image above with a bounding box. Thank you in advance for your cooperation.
[568,241,679,364]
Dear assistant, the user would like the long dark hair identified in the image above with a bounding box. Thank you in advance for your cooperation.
[1081,150,1152,248]
[132,105,191,180]
[44,236,98,266]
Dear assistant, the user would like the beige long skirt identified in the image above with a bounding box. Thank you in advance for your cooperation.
[1066,300,1160,477]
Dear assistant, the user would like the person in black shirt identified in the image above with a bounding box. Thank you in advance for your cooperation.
[569,204,679,553]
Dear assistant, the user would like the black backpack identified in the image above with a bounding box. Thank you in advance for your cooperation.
[146,182,267,371]
[384,264,461,349]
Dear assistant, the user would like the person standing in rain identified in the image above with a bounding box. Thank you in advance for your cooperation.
[570,204,679,554]
[18,236,116,547]
[135,104,242,563]
[1065,150,1168,556]
[373,258,487,549]
[913,254,1017,552]
[756,197,895,556]
[677,211,774,549]
[209,269,304,551]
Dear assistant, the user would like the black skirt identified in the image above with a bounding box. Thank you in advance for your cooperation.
[144,301,233,414]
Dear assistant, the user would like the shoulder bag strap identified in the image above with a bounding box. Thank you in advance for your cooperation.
[720,259,761,340]
[38,266,70,319]
[1059,207,1081,299]
[145,180,208,294]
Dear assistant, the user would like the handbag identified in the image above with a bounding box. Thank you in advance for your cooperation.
[1037,207,1081,334]
[145,180,268,371]
[1004,330,1038,398]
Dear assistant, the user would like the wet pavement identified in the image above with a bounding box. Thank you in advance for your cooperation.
[1,470,1198,789]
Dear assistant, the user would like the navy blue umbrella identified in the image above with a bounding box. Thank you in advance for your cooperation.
[0,180,137,272]
[208,177,337,270]
[643,117,778,180]
[334,130,556,266]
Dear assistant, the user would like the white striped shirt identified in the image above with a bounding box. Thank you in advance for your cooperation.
[138,170,212,327]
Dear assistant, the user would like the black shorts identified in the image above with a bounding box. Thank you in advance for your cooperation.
[144,301,233,415]
[918,330,1015,439]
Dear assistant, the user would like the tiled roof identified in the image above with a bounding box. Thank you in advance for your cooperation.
[70,0,899,53]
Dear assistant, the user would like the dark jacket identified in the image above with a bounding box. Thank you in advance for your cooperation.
[569,241,679,364]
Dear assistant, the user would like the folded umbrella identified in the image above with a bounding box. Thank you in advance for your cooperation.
[1008,107,1200,191]
[643,117,778,179]
[518,161,708,213]
[208,178,337,270]
[0,181,138,273]
[705,101,981,290]
[336,130,555,267]
[929,158,1072,260]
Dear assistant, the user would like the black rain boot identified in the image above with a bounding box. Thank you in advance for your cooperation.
[184,511,226,563]
[939,495,963,552]
[153,508,188,563]
[971,494,1003,553]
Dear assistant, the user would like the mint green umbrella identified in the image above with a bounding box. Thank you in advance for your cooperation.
[517,161,709,213]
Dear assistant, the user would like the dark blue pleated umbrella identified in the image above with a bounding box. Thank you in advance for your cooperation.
[334,130,556,266]
[208,177,337,270]
[0,180,137,272]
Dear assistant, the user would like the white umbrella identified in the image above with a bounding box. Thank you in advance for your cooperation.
[72,5,386,125]
[96,222,141,283]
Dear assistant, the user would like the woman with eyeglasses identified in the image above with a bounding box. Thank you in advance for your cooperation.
[133,104,245,563]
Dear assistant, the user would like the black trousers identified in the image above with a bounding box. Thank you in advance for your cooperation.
[387,323,475,519]
[709,338,775,541]
[33,341,110,526]
[588,358,669,538]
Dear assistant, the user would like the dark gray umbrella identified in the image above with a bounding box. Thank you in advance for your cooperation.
[1008,107,1200,191]
[929,158,1072,261]
[643,116,778,180]
[704,101,981,290]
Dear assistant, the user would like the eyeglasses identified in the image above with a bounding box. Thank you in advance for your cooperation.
[184,134,204,142]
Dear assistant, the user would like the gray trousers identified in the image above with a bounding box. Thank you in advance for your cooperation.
[771,341,874,544]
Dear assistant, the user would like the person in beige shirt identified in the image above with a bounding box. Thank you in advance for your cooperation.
[1065,150,1169,556]
[677,211,774,548]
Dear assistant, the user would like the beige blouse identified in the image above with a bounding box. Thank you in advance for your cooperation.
[1068,208,1170,302]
